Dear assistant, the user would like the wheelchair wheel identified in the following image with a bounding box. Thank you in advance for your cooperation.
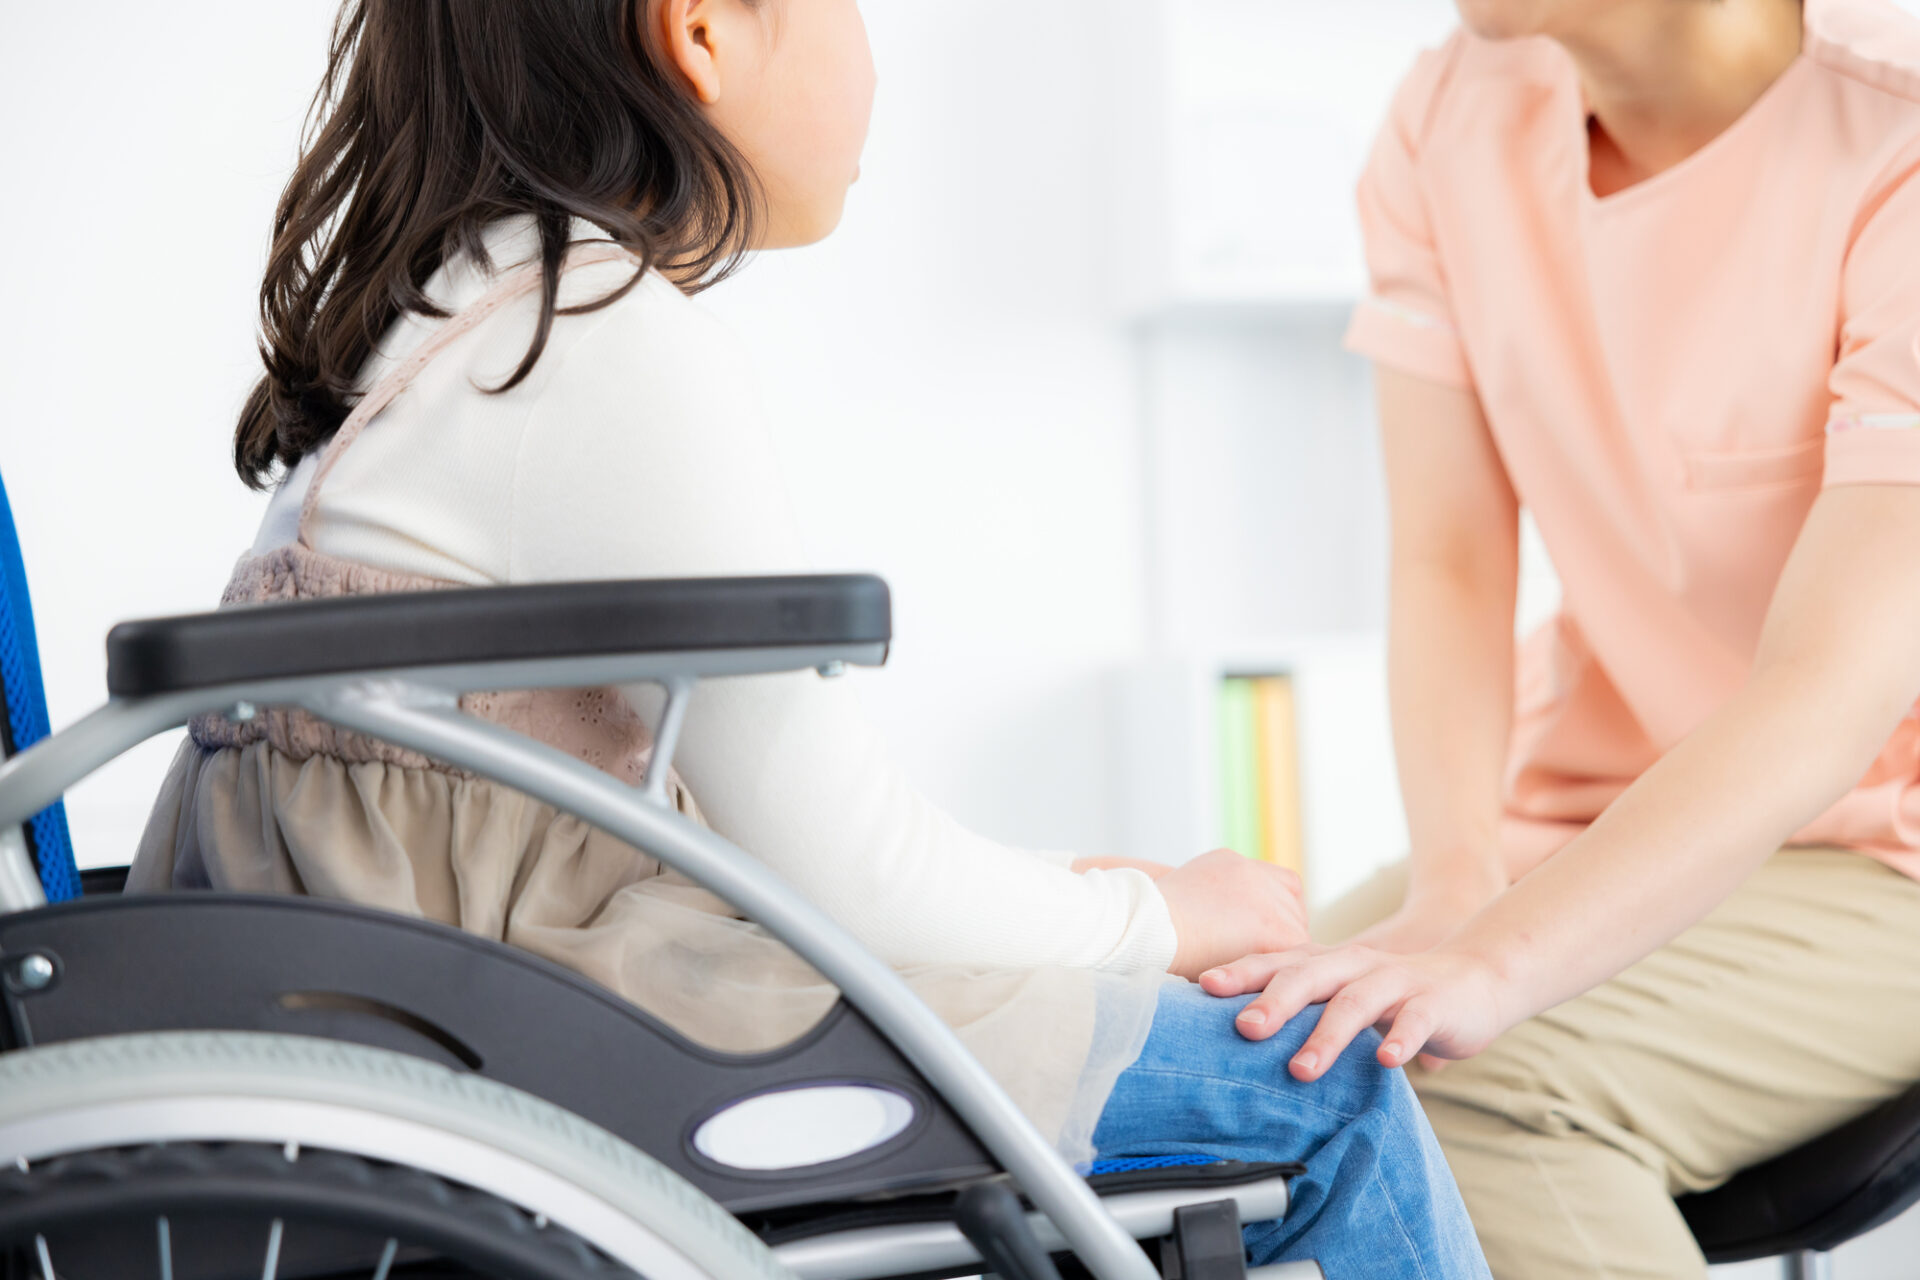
[0,1033,795,1280]
[2,1140,621,1278]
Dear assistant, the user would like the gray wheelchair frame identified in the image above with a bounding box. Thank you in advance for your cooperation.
[0,582,1320,1280]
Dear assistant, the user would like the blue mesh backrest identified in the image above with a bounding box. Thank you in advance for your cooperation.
[0,469,79,902]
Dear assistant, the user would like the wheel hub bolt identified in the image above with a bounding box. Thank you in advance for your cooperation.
[8,954,54,992]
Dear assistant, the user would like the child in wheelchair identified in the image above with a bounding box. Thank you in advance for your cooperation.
[125,1,1488,1273]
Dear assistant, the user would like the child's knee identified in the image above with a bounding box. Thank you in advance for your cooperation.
[1324,1027,1414,1112]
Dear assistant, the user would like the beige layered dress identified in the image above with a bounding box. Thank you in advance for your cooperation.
[129,244,1161,1159]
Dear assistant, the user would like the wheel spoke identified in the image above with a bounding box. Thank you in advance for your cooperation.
[261,1218,284,1280]
[14,1139,623,1278]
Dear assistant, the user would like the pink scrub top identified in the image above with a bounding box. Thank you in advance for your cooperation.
[1344,0,1920,880]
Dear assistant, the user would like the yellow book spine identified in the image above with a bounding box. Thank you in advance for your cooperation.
[1252,676,1305,879]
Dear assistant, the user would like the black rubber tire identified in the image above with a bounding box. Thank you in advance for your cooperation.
[0,1034,793,1280]
[0,1140,628,1279]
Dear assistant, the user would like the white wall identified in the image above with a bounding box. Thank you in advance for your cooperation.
[0,0,1157,865]
[1,2,338,859]
[699,0,1155,854]
[11,1,1920,1268]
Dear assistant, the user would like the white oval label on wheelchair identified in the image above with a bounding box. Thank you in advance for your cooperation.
[693,1084,918,1172]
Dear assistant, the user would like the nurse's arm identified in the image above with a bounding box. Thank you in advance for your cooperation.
[1362,369,1520,942]
[1204,482,1920,1078]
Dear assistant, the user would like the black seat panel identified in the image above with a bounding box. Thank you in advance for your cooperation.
[105,575,891,697]
[1678,1082,1920,1261]
[0,894,989,1215]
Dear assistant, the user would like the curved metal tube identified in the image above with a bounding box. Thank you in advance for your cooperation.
[311,688,1162,1280]
[0,827,45,914]
[0,674,1164,1280]
[0,645,877,834]
[0,695,204,833]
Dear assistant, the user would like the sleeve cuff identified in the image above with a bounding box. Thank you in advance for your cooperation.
[1824,415,1920,487]
[1344,297,1474,391]
[1095,869,1178,975]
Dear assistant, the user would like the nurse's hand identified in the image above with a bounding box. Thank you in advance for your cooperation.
[1351,862,1507,955]
[1199,943,1509,1080]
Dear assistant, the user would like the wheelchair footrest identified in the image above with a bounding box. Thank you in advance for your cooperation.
[1164,1200,1248,1280]
[767,1165,1296,1280]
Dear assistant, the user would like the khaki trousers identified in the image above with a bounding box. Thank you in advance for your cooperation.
[1317,848,1920,1279]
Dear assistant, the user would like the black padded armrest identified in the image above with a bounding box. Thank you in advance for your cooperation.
[105,575,891,697]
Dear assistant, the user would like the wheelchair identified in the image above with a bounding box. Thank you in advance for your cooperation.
[0,470,1318,1280]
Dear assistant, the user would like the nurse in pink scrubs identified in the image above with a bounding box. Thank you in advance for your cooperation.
[1201,0,1920,1274]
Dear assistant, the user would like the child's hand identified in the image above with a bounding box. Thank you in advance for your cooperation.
[1071,856,1175,880]
[1158,850,1310,981]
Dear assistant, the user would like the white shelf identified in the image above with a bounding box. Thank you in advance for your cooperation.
[1105,0,1467,909]
[1137,309,1388,651]
[1116,637,1407,910]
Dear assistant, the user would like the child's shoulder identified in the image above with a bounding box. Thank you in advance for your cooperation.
[509,249,763,453]
[451,218,750,381]
[550,259,756,394]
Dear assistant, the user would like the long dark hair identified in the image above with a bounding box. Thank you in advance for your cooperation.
[234,0,763,488]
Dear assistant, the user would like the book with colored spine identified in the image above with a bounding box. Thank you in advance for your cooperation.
[1216,677,1264,862]
[1252,675,1305,876]
[1217,673,1305,881]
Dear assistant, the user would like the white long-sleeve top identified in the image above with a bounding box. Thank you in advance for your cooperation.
[251,221,1178,976]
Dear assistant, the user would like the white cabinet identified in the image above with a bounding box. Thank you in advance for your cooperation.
[1110,0,1460,313]
[1119,310,1410,900]
[1107,5,1462,891]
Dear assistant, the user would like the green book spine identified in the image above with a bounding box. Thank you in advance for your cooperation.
[1217,678,1266,861]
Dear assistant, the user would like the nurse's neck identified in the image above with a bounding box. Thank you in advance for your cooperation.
[1556,0,1803,198]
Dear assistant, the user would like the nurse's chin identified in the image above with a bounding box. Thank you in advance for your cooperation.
[1450,0,1561,42]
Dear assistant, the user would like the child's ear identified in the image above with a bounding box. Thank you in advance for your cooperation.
[656,0,724,105]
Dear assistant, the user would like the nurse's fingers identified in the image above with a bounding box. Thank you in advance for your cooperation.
[1231,948,1381,1042]
[1197,946,1324,997]
[1288,972,1409,1081]
[1376,998,1440,1070]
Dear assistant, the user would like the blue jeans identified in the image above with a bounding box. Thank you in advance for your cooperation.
[1093,983,1489,1279]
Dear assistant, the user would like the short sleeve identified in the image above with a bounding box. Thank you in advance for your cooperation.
[1825,144,1920,488]
[1343,41,1474,391]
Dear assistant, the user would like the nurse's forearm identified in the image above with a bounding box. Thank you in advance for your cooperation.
[1216,650,1907,1071]
[1452,486,1920,1020]
[1390,558,1516,887]
[1214,494,1920,1077]
[1453,664,1876,1013]
[1376,369,1521,893]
